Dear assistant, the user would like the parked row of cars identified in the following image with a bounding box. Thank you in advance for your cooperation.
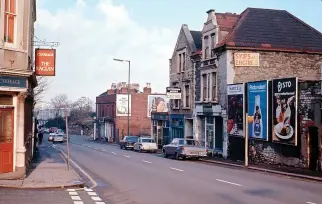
[119,136,207,160]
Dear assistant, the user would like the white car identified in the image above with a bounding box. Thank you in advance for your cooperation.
[134,137,158,153]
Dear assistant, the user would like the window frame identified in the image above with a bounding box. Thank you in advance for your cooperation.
[4,0,18,47]
[202,74,207,101]
[184,84,190,108]
[212,72,217,101]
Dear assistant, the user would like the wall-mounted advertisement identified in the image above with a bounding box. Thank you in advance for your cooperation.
[272,77,298,145]
[147,95,169,117]
[116,94,131,116]
[227,83,244,137]
[247,81,268,140]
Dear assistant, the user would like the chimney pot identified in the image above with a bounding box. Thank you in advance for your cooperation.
[206,9,215,14]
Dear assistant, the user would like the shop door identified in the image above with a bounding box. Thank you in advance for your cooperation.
[0,108,14,173]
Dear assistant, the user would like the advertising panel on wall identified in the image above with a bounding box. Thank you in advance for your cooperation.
[116,94,131,116]
[35,49,56,76]
[227,83,245,137]
[247,80,268,140]
[272,77,298,145]
[147,95,169,117]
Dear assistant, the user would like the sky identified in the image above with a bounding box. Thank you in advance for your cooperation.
[35,0,322,104]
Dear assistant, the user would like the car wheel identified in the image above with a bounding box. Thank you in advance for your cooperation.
[163,149,168,158]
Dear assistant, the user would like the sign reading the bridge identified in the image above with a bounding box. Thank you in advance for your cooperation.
[35,49,56,76]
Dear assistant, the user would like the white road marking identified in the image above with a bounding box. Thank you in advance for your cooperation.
[84,187,93,192]
[124,155,130,158]
[88,192,97,196]
[142,160,152,164]
[216,179,242,187]
[95,202,106,204]
[111,152,116,154]
[170,167,184,172]
[102,149,107,152]
[73,201,84,204]
[67,189,76,191]
[306,202,317,204]
[91,196,102,201]
[69,191,78,195]
[71,196,81,200]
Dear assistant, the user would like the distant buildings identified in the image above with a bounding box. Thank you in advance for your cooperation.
[34,104,71,125]
[96,82,169,145]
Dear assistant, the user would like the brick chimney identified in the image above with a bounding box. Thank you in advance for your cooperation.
[143,83,152,94]
[107,83,117,94]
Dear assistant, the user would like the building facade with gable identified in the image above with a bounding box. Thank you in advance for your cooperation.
[210,8,322,170]
[169,24,202,142]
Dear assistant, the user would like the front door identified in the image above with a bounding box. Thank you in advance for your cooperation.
[0,108,14,173]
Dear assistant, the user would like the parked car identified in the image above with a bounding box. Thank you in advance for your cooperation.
[48,132,56,141]
[134,137,158,153]
[53,135,64,143]
[119,136,139,150]
[162,138,207,160]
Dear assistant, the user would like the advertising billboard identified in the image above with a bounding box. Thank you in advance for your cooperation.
[147,95,169,117]
[227,83,245,137]
[272,77,298,145]
[35,49,56,76]
[116,94,131,116]
[247,80,268,140]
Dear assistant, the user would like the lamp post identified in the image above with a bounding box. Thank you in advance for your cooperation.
[93,116,97,140]
[113,58,131,137]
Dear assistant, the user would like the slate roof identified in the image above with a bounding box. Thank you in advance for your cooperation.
[216,8,322,54]
[190,30,202,50]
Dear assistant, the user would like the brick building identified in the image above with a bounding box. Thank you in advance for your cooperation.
[192,8,322,170]
[96,83,168,143]
[169,24,202,140]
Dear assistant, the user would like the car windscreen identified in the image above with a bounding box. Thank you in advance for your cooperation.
[142,138,154,143]
[125,137,138,142]
[178,139,200,146]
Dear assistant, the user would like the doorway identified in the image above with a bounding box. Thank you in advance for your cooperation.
[0,108,14,173]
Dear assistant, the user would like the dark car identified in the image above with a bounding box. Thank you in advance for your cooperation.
[120,136,139,150]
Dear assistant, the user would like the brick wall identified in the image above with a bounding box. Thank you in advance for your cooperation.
[115,93,151,140]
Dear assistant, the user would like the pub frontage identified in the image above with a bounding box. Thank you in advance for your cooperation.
[151,112,170,148]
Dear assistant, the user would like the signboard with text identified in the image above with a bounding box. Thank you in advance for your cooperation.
[0,76,27,89]
[166,87,181,99]
[35,49,56,76]
[234,53,260,67]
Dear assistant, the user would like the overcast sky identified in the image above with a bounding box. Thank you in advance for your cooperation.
[35,0,322,104]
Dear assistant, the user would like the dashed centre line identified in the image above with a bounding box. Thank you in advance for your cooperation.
[111,152,117,154]
[306,202,317,204]
[216,179,242,187]
[142,160,152,164]
[124,155,130,158]
[170,167,184,172]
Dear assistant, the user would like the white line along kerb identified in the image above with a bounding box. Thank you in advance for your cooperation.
[216,179,242,187]
[170,167,184,172]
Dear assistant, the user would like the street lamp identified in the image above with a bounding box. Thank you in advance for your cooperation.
[113,58,131,137]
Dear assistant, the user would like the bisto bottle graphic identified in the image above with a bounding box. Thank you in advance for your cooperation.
[252,95,263,138]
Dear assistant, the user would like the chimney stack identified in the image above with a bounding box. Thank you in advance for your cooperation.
[206,9,215,21]
[143,83,152,94]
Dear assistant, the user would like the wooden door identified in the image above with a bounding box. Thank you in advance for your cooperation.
[0,108,14,173]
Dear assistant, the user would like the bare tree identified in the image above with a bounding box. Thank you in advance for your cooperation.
[32,76,51,107]
[69,97,94,132]
[51,94,69,118]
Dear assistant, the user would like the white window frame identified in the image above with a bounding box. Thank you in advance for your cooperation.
[4,0,18,49]
[200,70,218,102]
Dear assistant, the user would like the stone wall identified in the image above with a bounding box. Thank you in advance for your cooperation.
[224,49,322,170]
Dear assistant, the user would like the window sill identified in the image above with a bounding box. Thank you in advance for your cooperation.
[3,43,26,53]
[182,107,190,110]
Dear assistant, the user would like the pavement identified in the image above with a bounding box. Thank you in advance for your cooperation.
[55,135,322,204]
[0,140,84,189]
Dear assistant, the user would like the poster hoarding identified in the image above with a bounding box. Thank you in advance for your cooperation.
[227,83,245,137]
[116,94,131,116]
[147,95,169,117]
[247,80,268,140]
[272,77,298,145]
[35,49,56,76]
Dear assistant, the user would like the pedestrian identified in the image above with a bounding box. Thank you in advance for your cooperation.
[38,130,44,145]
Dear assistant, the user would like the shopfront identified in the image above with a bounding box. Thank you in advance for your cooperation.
[151,113,170,148]
[195,103,224,155]
[0,75,30,177]
[169,114,185,140]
